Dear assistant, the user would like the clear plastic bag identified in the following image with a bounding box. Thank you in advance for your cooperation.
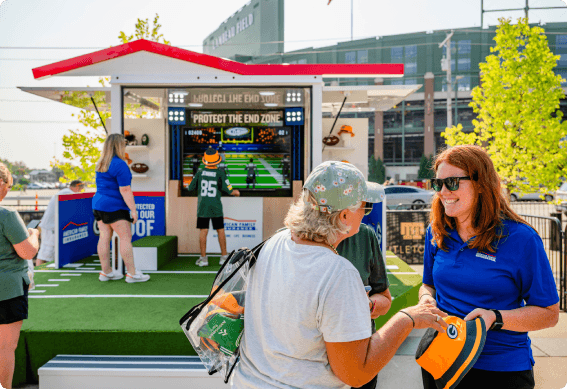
[180,242,264,383]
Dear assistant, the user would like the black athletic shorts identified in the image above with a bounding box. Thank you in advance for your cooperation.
[0,280,29,324]
[197,217,224,230]
[93,209,133,224]
[422,367,535,389]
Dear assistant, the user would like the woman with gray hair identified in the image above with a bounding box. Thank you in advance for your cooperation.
[93,133,149,283]
[0,162,40,389]
[231,161,448,389]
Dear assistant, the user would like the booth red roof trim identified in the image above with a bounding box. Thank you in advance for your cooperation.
[32,39,403,79]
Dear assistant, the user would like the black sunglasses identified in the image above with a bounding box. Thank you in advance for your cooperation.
[430,176,472,192]
[361,203,374,216]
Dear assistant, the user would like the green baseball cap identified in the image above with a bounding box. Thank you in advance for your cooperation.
[304,161,385,213]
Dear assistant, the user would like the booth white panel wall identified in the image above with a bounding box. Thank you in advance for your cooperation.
[123,118,166,192]
[322,118,369,178]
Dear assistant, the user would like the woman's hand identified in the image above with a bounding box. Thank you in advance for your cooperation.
[130,209,138,224]
[403,303,449,333]
[418,294,437,307]
[27,228,40,237]
[464,308,496,329]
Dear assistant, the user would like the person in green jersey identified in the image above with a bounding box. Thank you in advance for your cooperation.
[187,147,240,267]
[337,217,392,389]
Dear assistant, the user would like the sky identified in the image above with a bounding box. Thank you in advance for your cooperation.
[0,0,566,171]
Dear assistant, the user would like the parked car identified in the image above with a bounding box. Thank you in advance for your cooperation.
[384,185,435,210]
[555,182,567,215]
[510,191,553,202]
[26,182,45,190]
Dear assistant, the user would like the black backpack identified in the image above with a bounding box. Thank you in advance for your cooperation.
[179,239,268,383]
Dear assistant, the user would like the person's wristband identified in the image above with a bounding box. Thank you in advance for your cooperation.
[419,293,433,301]
[399,310,415,328]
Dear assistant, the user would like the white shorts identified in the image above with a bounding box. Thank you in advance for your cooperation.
[37,229,55,261]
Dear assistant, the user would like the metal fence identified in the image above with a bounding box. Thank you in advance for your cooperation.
[518,214,566,312]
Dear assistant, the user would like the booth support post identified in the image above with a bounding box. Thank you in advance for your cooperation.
[110,82,122,134]
[311,81,324,171]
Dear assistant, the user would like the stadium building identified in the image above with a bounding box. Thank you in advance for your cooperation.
[203,2,567,180]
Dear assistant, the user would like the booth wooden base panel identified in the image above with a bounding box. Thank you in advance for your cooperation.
[39,355,226,389]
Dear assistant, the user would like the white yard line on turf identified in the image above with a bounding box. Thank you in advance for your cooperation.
[29,290,46,293]
[36,270,218,274]
[29,294,210,298]
[386,265,399,269]
[36,284,59,287]
[80,267,96,270]
[60,274,82,276]
[63,263,84,268]
[48,279,71,282]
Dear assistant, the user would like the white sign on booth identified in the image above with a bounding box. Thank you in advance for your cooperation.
[207,197,263,253]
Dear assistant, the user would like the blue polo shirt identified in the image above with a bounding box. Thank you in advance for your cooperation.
[92,156,132,212]
[423,220,559,372]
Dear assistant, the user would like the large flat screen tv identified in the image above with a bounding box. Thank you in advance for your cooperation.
[181,109,297,197]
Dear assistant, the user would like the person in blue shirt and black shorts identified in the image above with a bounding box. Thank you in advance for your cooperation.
[92,134,150,283]
[419,145,559,389]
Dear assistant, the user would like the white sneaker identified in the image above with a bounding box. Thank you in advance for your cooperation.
[219,255,229,266]
[99,271,124,282]
[125,271,150,283]
[196,256,208,267]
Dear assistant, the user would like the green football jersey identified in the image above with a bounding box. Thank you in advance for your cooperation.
[187,167,235,217]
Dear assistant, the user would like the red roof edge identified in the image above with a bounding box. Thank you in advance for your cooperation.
[32,39,404,79]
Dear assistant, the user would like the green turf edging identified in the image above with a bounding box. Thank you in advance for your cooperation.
[374,280,421,329]
[24,330,195,383]
[133,236,178,269]
[12,332,27,387]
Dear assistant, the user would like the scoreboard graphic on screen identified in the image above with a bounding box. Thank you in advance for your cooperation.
[181,109,300,196]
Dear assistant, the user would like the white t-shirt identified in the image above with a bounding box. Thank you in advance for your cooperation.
[231,230,372,389]
[39,188,74,230]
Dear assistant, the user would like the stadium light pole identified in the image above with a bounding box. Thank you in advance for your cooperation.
[439,30,454,128]
[351,0,354,40]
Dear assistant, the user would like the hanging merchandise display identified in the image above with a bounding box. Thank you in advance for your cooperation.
[131,163,149,174]
[141,134,150,146]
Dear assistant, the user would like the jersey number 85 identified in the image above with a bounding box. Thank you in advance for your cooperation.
[201,180,217,197]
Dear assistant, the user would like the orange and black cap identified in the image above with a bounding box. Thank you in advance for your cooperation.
[415,316,487,389]
[203,147,222,166]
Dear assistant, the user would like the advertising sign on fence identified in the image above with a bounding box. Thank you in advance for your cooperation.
[386,210,430,264]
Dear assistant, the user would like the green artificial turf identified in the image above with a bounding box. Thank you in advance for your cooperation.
[31,272,217,297]
[15,254,422,386]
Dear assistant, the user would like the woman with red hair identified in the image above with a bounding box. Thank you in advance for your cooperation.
[419,145,559,389]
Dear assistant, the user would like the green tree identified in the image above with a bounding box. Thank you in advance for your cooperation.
[442,18,566,196]
[52,14,169,185]
[368,154,386,184]
[417,154,435,179]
